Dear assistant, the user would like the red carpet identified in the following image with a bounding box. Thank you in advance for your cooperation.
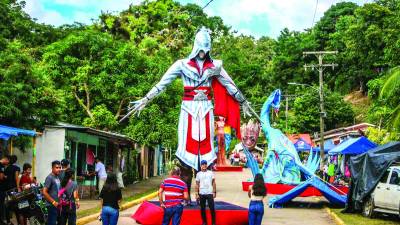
[242,182,349,197]
[132,201,248,225]
[215,165,243,172]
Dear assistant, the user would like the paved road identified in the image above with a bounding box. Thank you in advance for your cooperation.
[87,169,335,225]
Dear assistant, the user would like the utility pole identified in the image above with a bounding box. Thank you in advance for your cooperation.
[283,94,297,131]
[303,51,338,171]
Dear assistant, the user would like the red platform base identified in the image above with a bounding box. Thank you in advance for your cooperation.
[215,165,243,172]
[242,182,349,197]
[132,201,248,225]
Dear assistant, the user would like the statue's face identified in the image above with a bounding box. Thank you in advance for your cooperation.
[241,120,260,150]
[198,50,206,59]
[242,134,257,149]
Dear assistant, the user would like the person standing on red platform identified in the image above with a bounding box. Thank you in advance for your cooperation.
[158,167,188,225]
[195,160,216,225]
[247,173,267,225]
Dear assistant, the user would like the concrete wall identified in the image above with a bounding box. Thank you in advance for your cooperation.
[12,147,33,170]
[35,128,65,183]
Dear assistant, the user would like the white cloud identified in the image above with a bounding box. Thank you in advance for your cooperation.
[51,0,140,11]
[197,0,364,38]
[23,0,365,37]
[24,0,69,26]
[23,0,140,26]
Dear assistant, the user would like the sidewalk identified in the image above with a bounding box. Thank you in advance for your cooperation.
[78,175,165,217]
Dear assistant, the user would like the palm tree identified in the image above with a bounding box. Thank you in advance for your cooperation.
[380,67,400,129]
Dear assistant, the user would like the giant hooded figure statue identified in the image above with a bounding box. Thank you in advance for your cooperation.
[127,28,250,195]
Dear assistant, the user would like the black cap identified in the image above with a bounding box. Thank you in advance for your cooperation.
[61,159,70,166]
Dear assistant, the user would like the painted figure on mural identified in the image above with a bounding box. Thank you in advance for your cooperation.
[125,27,251,199]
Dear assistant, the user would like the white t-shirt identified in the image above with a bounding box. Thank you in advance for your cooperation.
[196,170,215,195]
[95,162,107,179]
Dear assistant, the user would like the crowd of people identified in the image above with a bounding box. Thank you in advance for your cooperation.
[0,155,38,225]
[1,153,268,225]
[0,155,123,225]
[158,160,267,225]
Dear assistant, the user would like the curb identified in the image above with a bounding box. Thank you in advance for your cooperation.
[324,207,346,225]
[76,191,158,225]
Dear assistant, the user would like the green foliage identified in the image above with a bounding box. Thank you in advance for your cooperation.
[289,87,354,133]
[0,41,62,129]
[380,67,400,129]
[365,127,400,145]
[13,136,33,153]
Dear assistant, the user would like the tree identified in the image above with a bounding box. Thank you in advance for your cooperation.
[313,2,358,48]
[328,3,394,93]
[288,87,354,133]
[0,41,62,129]
[271,29,319,91]
[380,67,400,129]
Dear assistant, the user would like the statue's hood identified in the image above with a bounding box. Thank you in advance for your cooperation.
[188,27,212,60]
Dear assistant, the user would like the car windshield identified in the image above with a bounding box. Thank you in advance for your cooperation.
[389,169,400,185]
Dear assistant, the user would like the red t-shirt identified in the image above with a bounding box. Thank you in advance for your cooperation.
[20,174,33,187]
[160,175,188,207]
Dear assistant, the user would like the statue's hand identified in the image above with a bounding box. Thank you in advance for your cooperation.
[129,97,149,116]
[242,101,252,118]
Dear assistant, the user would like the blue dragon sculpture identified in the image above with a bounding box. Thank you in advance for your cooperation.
[244,89,319,184]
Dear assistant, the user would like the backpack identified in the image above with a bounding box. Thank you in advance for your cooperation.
[58,181,74,213]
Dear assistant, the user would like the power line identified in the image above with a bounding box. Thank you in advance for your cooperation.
[311,0,319,27]
[202,0,215,10]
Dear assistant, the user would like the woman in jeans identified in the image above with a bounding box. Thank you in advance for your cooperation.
[100,173,122,225]
[247,173,267,225]
[59,168,80,225]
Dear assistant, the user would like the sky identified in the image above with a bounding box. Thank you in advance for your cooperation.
[24,0,368,38]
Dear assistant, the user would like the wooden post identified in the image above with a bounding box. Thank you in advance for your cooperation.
[32,136,37,177]
[10,138,13,155]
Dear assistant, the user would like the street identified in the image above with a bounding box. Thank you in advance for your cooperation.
[87,168,335,225]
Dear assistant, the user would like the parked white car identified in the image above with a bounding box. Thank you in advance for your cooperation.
[363,165,400,218]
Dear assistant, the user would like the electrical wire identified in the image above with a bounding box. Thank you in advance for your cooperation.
[311,0,319,27]
[201,0,215,10]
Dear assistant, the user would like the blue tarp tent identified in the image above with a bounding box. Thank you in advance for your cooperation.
[0,125,36,140]
[294,138,312,151]
[328,136,377,156]
[312,139,335,153]
[269,176,347,207]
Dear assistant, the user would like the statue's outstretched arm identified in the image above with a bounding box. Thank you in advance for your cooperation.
[126,61,181,118]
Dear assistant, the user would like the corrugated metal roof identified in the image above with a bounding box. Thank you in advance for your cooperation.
[46,122,133,142]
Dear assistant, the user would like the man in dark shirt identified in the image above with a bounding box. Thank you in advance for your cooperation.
[43,160,61,225]
[4,155,20,224]
[59,159,70,181]
[5,155,20,191]
[0,156,10,225]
